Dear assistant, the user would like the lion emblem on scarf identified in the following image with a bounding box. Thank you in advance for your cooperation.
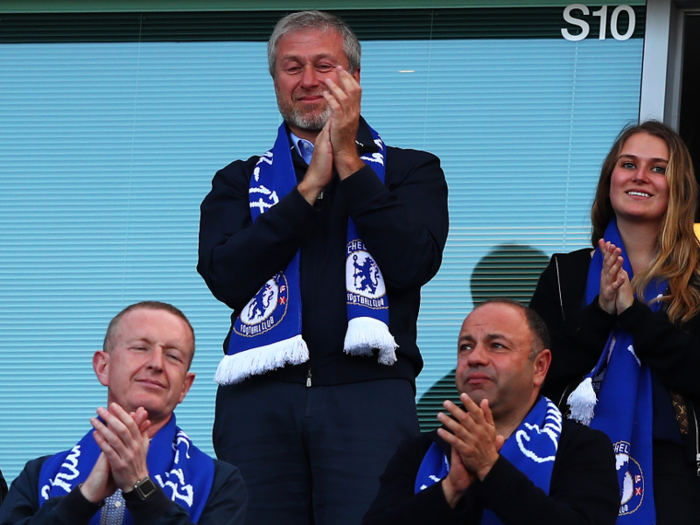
[241,280,278,325]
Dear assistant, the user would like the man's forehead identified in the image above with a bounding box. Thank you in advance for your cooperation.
[116,308,192,345]
[459,303,529,340]
[459,330,508,341]
[280,26,341,43]
[277,28,347,59]
[119,306,169,326]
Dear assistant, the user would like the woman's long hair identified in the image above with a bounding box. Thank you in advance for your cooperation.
[590,121,700,324]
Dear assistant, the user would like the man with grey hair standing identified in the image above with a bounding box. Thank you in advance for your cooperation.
[198,9,449,525]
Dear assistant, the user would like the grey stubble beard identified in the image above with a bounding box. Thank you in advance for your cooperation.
[276,88,331,131]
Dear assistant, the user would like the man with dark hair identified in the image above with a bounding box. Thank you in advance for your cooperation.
[477,298,551,358]
[0,302,247,525]
[197,9,448,525]
[363,300,620,525]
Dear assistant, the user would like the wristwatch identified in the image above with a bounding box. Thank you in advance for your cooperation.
[131,476,158,500]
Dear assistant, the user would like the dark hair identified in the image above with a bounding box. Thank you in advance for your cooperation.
[591,120,700,324]
[103,301,195,366]
[474,298,550,358]
[268,10,361,78]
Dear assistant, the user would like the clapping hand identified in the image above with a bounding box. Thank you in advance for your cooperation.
[598,239,634,315]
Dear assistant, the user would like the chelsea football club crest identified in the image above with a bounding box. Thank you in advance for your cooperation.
[614,441,645,515]
[233,272,289,337]
[346,239,387,309]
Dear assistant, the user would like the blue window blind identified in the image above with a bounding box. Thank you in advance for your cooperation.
[0,10,643,479]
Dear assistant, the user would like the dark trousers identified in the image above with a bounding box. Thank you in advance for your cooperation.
[214,378,419,525]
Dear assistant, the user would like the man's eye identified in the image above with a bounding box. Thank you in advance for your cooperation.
[285,66,301,74]
[166,353,182,362]
[316,64,333,72]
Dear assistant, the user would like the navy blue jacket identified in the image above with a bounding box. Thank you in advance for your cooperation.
[0,457,246,525]
[198,119,449,386]
[362,419,619,525]
[0,468,7,505]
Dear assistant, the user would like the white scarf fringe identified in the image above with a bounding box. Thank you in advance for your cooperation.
[344,317,398,365]
[215,334,309,385]
[566,376,598,426]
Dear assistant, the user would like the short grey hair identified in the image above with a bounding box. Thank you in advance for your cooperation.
[268,10,361,78]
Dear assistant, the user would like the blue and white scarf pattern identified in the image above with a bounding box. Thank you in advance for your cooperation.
[567,218,662,524]
[215,122,396,385]
[416,397,562,524]
[38,415,214,524]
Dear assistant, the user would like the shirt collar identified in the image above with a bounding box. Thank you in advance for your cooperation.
[289,131,314,165]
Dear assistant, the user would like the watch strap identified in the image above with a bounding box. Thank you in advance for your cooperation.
[125,476,158,501]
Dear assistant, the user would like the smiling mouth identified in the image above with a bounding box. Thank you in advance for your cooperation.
[627,190,651,198]
[296,97,325,105]
[295,89,328,101]
[138,379,165,389]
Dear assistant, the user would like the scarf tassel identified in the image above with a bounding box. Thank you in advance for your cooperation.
[215,335,309,384]
[567,376,598,426]
[344,317,398,365]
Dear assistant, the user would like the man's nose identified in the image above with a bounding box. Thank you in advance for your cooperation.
[466,344,489,366]
[147,348,165,370]
[300,65,321,88]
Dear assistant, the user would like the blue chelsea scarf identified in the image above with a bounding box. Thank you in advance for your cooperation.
[415,397,562,524]
[38,415,214,524]
[567,217,663,524]
[215,121,397,385]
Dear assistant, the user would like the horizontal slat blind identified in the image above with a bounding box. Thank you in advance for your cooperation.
[0,8,643,479]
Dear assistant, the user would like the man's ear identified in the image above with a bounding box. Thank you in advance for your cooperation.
[93,350,111,387]
[178,372,196,404]
[352,67,360,83]
[533,349,552,389]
